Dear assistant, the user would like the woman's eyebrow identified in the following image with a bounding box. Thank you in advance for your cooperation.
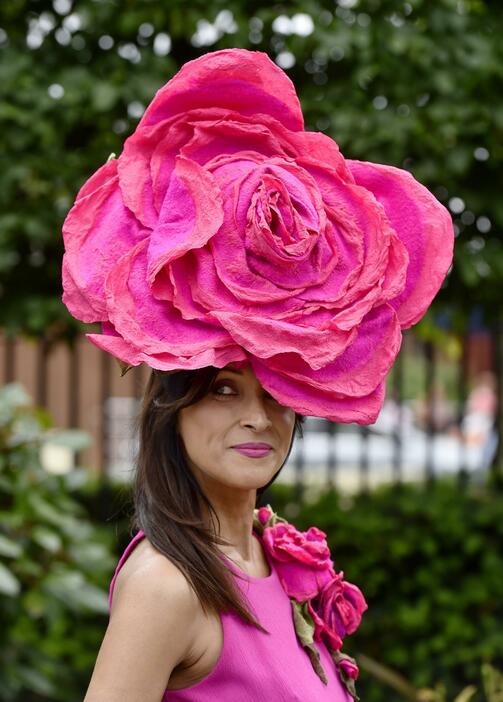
[219,368,243,375]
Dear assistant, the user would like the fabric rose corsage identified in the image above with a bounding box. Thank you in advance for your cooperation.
[61,48,454,425]
[254,505,367,701]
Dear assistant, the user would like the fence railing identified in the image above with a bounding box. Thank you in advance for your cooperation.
[1,326,501,495]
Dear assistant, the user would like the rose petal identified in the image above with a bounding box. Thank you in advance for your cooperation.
[348,160,454,328]
[250,305,401,422]
[146,156,224,284]
[119,110,226,227]
[62,254,102,323]
[139,49,304,132]
[166,248,302,320]
[257,507,272,525]
[104,239,236,356]
[86,329,246,371]
[296,171,395,308]
[339,659,359,680]
[211,310,355,371]
[62,158,147,320]
[251,303,401,395]
[275,562,331,602]
[282,129,354,183]
[180,115,290,165]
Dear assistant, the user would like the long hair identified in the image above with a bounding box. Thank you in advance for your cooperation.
[131,367,305,631]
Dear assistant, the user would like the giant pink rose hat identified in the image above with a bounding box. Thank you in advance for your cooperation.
[61,48,454,424]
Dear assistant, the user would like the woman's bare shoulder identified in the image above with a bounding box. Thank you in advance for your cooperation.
[112,536,198,616]
[83,538,200,701]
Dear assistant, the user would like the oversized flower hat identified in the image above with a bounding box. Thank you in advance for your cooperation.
[61,48,454,423]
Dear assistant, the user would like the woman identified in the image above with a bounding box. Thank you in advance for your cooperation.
[85,363,356,700]
[62,49,454,700]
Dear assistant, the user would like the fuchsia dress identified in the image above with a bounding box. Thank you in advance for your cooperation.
[109,530,352,701]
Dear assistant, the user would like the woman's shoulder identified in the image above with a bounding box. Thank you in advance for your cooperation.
[86,537,204,700]
[111,534,199,618]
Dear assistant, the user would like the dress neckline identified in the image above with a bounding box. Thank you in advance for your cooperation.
[133,528,274,581]
[222,530,274,582]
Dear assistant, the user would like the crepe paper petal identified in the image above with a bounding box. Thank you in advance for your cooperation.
[61,254,103,323]
[180,114,291,166]
[208,157,336,304]
[282,130,354,184]
[167,247,304,320]
[347,160,454,328]
[74,157,117,202]
[118,120,171,229]
[139,49,304,132]
[62,158,147,320]
[295,171,395,308]
[104,239,235,356]
[210,310,356,371]
[146,156,224,284]
[250,306,401,422]
[85,331,247,372]
[119,114,207,228]
[272,305,401,395]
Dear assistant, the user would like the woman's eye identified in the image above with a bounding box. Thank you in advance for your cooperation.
[213,384,236,396]
[211,383,277,401]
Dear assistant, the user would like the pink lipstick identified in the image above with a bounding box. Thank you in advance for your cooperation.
[232,442,273,458]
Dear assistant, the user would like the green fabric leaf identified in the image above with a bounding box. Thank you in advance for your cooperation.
[116,357,133,376]
[329,648,361,701]
[291,599,328,684]
[305,642,328,685]
[291,599,315,646]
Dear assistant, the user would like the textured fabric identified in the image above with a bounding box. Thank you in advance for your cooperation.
[108,530,352,701]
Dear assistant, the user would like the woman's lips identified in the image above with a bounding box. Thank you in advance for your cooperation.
[232,446,273,458]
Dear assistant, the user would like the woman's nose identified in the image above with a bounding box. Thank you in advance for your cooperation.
[239,396,273,431]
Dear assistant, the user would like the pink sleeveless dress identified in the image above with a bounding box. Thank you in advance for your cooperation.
[109,530,352,701]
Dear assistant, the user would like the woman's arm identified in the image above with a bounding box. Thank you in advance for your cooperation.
[83,557,198,702]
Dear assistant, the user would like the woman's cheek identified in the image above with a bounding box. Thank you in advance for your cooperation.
[278,406,296,428]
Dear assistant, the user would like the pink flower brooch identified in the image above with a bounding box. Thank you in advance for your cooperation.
[253,505,367,701]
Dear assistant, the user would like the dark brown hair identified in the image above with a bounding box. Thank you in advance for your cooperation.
[131,367,305,631]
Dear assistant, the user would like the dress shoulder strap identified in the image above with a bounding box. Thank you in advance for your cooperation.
[108,530,146,611]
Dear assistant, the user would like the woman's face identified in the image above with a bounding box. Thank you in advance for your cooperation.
[177,364,296,493]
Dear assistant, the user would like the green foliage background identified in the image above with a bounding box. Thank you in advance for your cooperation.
[0,384,117,702]
[0,0,502,338]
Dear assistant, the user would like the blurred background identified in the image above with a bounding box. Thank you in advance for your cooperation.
[0,1,502,700]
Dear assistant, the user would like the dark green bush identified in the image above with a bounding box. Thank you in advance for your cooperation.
[0,384,117,702]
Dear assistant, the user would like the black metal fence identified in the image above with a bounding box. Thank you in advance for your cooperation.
[1,324,501,495]
[285,327,502,498]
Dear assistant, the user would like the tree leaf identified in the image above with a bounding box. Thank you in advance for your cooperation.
[0,561,21,596]
[0,533,23,558]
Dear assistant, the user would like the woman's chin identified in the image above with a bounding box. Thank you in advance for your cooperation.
[221,467,280,492]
